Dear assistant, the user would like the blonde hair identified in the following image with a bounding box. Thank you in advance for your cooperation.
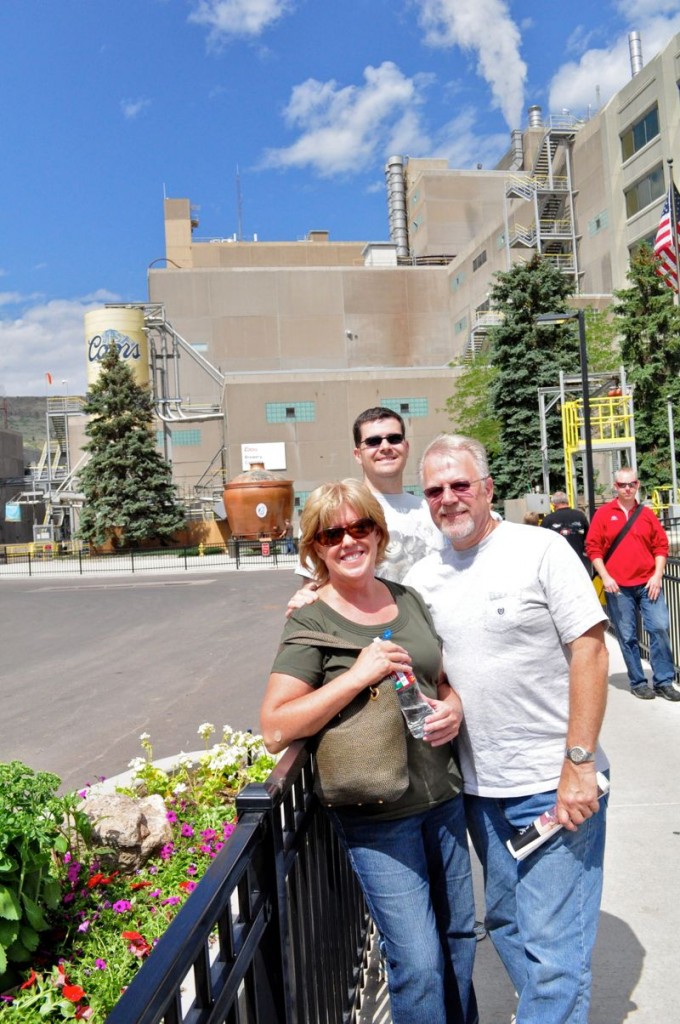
[299,479,389,585]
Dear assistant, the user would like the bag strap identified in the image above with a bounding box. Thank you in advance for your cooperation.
[283,629,364,651]
[602,503,644,564]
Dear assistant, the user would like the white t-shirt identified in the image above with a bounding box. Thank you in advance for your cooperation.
[296,489,446,584]
[404,521,608,798]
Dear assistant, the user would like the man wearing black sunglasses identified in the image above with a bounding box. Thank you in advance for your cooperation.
[295,407,445,586]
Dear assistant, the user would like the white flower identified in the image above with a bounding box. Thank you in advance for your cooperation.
[173,782,187,795]
[139,732,151,742]
[127,757,146,771]
[198,723,215,740]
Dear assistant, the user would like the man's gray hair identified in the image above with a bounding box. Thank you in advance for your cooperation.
[551,491,569,506]
[419,433,490,480]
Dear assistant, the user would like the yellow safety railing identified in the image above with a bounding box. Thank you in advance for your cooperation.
[562,393,635,509]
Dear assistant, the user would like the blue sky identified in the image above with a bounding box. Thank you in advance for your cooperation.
[2,0,680,396]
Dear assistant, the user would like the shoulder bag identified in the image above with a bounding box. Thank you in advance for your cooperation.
[592,503,644,606]
[283,629,409,807]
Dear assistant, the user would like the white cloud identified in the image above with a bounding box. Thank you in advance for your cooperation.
[415,0,527,130]
[261,62,432,176]
[188,0,293,45]
[0,291,118,396]
[549,16,680,115]
[121,98,151,120]
[432,110,509,168]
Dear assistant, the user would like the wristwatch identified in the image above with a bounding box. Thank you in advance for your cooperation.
[565,745,595,764]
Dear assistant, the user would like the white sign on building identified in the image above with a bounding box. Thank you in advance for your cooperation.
[241,442,287,471]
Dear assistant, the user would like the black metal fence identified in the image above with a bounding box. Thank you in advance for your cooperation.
[0,539,299,577]
[637,555,680,679]
[105,742,371,1024]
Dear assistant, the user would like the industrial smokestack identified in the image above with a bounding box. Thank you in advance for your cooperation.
[629,31,643,77]
[527,105,543,128]
[510,129,523,170]
[384,156,409,260]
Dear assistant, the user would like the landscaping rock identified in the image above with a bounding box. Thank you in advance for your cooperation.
[79,792,172,873]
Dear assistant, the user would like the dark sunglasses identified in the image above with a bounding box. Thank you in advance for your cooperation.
[423,477,488,501]
[315,518,376,547]
[360,433,405,448]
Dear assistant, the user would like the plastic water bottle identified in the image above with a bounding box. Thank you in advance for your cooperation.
[377,631,434,739]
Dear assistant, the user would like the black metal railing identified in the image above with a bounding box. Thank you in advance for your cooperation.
[104,742,371,1024]
[637,555,680,679]
[0,539,300,577]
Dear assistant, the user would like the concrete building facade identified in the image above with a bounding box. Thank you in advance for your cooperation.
[52,31,678,532]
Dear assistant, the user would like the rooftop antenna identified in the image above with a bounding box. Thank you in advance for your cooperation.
[236,165,243,242]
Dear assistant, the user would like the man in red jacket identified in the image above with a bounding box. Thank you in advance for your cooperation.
[586,467,680,701]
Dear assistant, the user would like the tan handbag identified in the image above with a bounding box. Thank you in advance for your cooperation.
[283,630,410,807]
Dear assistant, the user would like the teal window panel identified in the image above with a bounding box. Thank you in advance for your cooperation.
[587,210,609,236]
[172,429,202,446]
[381,398,429,418]
[294,490,311,509]
[450,272,465,291]
[404,485,424,498]
[266,402,316,423]
[454,316,468,334]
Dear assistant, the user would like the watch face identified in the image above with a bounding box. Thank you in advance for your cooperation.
[567,746,592,763]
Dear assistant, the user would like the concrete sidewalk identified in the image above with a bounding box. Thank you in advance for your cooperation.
[359,633,680,1023]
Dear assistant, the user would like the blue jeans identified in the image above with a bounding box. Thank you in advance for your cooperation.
[465,787,607,1024]
[605,584,675,688]
[329,797,478,1024]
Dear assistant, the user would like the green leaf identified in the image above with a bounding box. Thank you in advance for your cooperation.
[41,878,61,911]
[21,893,49,932]
[0,943,6,975]
[0,851,18,872]
[19,923,40,952]
[53,834,68,854]
[0,917,20,947]
[0,884,21,921]
[6,937,32,962]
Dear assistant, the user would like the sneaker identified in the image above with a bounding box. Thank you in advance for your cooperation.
[654,683,680,702]
[631,686,655,699]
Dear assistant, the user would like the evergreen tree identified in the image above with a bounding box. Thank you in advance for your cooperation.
[613,244,680,487]
[77,345,185,547]
[485,255,578,499]
[443,354,499,459]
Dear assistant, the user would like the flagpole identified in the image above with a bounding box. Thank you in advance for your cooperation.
[668,158,680,307]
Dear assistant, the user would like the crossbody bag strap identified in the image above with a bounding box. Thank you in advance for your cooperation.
[283,629,364,651]
[602,503,645,565]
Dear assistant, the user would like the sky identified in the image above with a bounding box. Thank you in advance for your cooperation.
[2,0,680,397]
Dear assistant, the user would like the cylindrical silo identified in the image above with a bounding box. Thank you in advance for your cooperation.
[84,307,150,389]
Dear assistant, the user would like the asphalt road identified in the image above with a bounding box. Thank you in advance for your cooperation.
[1,570,298,791]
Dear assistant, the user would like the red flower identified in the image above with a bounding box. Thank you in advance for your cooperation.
[63,984,86,1003]
[87,871,118,889]
[130,880,153,890]
[121,931,152,958]
[19,969,37,990]
[75,1006,94,1019]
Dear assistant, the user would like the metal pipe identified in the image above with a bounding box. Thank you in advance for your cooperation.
[577,310,596,519]
[668,398,678,506]
[629,32,643,77]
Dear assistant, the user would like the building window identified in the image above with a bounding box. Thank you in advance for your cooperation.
[266,402,316,423]
[404,485,424,498]
[294,491,311,510]
[621,105,659,161]
[190,343,208,353]
[587,210,609,236]
[472,250,487,272]
[412,217,421,232]
[454,316,468,334]
[629,231,658,259]
[497,233,505,249]
[155,429,202,447]
[450,271,465,291]
[624,164,664,217]
[381,398,429,418]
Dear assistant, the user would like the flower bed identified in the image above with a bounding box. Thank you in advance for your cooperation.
[0,725,276,1021]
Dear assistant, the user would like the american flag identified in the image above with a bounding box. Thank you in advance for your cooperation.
[654,182,680,292]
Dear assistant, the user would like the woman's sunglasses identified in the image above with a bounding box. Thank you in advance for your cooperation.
[314,518,376,547]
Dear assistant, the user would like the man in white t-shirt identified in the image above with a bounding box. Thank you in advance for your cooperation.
[295,406,444,584]
[404,433,609,1024]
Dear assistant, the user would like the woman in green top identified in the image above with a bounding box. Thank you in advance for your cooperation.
[261,479,478,1024]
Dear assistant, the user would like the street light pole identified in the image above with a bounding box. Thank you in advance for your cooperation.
[577,309,596,520]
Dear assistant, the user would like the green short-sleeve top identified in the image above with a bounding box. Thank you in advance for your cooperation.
[271,579,463,821]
